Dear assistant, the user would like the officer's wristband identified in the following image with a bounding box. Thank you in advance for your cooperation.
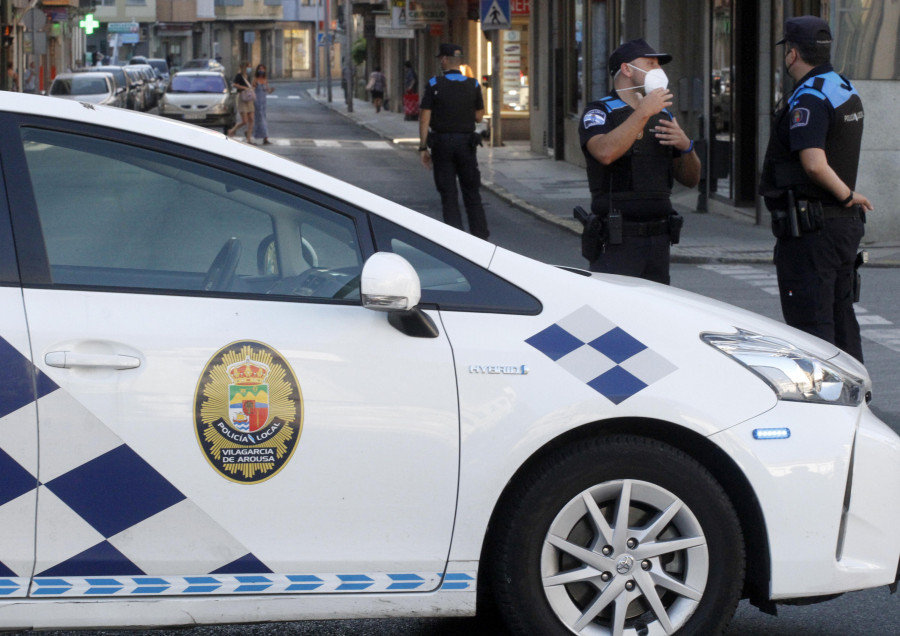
[840,191,854,206]
[681,140,694,155]
[418,146,428,152]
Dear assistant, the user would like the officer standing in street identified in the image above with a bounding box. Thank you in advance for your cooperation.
[578,39,700,284]
[418,44,489,239]
[760,16,873,362]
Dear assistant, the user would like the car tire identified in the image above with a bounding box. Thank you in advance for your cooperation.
[490,435,745,636]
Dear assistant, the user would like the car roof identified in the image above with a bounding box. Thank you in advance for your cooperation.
[53,71,114,81]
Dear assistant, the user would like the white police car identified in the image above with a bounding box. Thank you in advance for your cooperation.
[0,93,898,635]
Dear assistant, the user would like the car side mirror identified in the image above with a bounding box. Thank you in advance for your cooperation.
[361,252,438,338]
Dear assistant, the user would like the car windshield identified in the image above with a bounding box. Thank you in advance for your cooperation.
[149,60,168,74]
[169,75,226,93]
[51,76,108,96]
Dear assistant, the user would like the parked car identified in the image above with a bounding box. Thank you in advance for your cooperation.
[146,57,171,92]
[158,70,236,132]
[181,57,226,74]
[0,92,898,635]
[47,72,126,108]
[83,65,138,110]
[128,63,160,109]
[122,65,149,111]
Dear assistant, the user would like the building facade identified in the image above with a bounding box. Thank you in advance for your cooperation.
[3,0,898,241]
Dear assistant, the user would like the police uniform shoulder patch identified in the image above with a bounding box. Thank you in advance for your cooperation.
[583,109,607,129]
[194,340,303,484]
[790,107,810,129]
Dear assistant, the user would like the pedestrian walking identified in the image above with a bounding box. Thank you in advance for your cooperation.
[577,39,699,285]
[418,44,489,239]
[760,16,873,362]
[366,66,386,113]
[252,63,275,145]
[23,62,37,94]
[6,62,19,92]
[403,60,418,121]
[228,61,255,144]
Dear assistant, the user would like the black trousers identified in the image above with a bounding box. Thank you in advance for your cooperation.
[589,234,671,285]
[774,216,865,361]
[431,133,489,239]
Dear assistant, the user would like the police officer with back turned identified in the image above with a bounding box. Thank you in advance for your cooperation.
[760,16,873,362]
[419,44,489,239]
[578,39,700,285]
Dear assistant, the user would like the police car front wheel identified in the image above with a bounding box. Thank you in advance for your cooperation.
[490,435,745,635]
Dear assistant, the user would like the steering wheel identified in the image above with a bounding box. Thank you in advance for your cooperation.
[202,237,242,292]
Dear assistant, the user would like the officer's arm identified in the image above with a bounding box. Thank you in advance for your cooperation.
[674,150,701,188]
[799,148,873,211]
[475,108,484,123]
[419,109,431,148]
[585,90,671,165]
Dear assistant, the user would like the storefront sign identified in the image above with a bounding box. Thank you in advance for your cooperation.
[108,22,139,34]
[376,15,414,39]
[511,0,530,16]
[406,0,447,26]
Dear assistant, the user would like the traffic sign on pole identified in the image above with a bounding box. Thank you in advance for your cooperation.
[481,0,510,30]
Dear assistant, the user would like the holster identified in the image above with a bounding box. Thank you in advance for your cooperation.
[574,206,606,261]
[469,132,483,149]
[668,212,684,245]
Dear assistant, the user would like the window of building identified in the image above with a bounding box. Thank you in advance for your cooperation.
[831,0,900,80]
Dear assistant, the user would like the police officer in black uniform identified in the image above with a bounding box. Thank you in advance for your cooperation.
[419,44,489,239]
[578,39,700,284]
[760,16,873,361]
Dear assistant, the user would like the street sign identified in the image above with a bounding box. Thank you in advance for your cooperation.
[481,0,510,30]
[375,15,414,39]
[406,0,447,27]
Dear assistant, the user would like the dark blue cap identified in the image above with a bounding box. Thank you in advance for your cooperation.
[777,16,833,45]
[608,38,672,76]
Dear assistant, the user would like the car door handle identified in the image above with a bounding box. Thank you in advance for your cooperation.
[44,351,141,370]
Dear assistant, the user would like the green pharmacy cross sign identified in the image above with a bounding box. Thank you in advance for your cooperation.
[80,14,100,35]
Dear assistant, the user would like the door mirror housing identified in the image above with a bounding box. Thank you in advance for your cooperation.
[362,253,437,338]
[361,252,421,312]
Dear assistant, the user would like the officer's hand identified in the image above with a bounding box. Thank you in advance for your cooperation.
[849,191,874,212]
[635,88,673,117]
[653,116,691,151]
[420,149,432,170]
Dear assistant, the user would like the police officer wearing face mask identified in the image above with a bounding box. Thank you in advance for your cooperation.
[577,39,700,284]
[760,16,873,362]
[419,44,489,239]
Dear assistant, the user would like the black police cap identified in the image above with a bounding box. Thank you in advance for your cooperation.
[436,43,463,59]
[776,16,833,45]
[608,38,672,76]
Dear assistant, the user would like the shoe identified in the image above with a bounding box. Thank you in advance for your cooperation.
[263,139,272,145]
[227,129,235,137]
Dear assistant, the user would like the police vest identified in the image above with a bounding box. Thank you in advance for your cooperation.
[425,73,481,134]
[584,97,674,202]
[760,70,863,205]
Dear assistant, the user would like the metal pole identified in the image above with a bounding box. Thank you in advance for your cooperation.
[344,0,352,112]
[325,0,332,102]
[490,29,502,147]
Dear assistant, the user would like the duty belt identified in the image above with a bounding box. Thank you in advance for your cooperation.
[821,205,861,219]
[622,218,669,237]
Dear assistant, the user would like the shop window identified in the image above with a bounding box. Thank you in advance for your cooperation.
[500,25,529,113]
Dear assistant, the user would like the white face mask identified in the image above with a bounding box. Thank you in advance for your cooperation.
[621,64,669,94]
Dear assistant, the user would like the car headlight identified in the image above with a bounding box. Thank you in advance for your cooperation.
[701,329,865,406]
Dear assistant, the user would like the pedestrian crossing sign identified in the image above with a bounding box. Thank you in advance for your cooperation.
[481,0,510,30]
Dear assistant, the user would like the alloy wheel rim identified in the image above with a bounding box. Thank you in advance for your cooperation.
[541,479,709,636]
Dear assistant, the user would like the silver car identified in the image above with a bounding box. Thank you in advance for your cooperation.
[158,70,236,133]
[48,72,126,108]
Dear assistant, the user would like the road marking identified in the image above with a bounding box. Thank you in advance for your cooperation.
[698,265,895,340]
[265,138,394,149]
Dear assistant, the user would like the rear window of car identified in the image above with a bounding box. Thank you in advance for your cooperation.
[170,75,226,93]
[51,76,109,96]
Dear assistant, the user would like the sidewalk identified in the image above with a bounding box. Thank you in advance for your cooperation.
[308,87,900,267]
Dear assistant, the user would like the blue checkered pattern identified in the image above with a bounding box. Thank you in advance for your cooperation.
[0,334,471,598]
[526,306,677,404]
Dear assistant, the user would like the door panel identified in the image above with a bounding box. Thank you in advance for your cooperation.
[11,121,459,597]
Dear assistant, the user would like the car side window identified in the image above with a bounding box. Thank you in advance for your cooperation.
[370,216,541,314]
[21,127,363,301]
